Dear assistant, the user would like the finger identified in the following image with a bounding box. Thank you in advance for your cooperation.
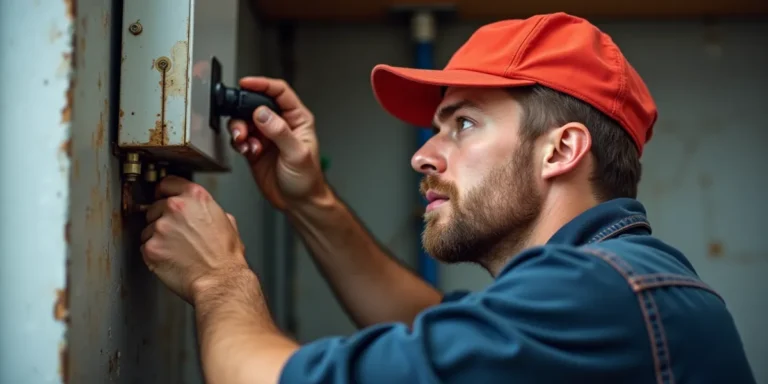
[155,175,194,199]
[239,77,303,114]
[244,137,263,159]
[228,119,249,144]
[140,221,157,244]
[145,199,169,223]
[252,106,306,163]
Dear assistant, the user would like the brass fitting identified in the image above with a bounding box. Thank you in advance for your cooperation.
[144,163,158,183]
[122,152,141,182]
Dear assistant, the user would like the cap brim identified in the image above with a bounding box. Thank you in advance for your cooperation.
[371,64,536,127]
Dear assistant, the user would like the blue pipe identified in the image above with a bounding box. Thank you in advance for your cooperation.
[415,38,439,288]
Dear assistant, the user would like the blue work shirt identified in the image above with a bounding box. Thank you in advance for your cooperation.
[280,198,756,383]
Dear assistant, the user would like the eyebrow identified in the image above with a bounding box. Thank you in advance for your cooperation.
[431,100,480,129]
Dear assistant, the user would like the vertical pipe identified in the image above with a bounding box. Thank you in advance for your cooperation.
[0,0,72,382]
[411,11,439,288]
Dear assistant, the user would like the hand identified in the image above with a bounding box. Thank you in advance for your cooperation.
[228,77,328,211]
[140,176,249,303]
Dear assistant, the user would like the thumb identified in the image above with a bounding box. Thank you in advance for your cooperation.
[252,106,307,165]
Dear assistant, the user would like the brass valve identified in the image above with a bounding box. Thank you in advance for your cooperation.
[122,152,141,182]
[144,163,158,183]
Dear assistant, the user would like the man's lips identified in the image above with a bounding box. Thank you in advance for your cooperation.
[425,190,449,212]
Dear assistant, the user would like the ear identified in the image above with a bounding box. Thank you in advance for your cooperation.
[539,123,592,180]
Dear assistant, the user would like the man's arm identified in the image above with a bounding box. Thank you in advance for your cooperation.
[193,269,298,384]
[278,246,651,384]
[287,186,442,328]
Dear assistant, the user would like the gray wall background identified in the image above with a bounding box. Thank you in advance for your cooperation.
[271,18,768,381]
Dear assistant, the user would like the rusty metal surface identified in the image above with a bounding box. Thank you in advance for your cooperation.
[118,0,231,172]
[65,0,190,382]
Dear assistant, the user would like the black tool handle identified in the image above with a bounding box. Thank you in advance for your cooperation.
[215,84,282,121]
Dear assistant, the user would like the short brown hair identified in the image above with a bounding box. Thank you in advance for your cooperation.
[509,85,642,200]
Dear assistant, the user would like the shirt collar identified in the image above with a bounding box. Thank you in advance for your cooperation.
[546,197,652,247]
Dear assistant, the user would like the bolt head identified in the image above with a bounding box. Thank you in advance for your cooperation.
[129,23,142,35]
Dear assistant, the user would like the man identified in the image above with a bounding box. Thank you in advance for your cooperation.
[140,12,755,384]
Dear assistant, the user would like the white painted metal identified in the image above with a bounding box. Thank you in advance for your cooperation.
[0,0,72,383]
[119,0,235,171]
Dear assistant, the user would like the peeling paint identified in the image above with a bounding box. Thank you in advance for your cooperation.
[54,288,70,321]
[64,0,76,20]
[60,139,72,158]
[62,87,73,123]
[149,119,165,145]
[59,343,69,384]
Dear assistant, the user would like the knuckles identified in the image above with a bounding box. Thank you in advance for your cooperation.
[154,217,171,235]
[186,183,211,201]
[166,196,185,213]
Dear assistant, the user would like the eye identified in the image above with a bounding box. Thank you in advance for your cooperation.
[457,117,475,131]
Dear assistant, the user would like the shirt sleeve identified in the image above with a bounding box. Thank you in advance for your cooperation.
[279,246,648,384]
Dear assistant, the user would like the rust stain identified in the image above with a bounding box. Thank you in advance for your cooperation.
[92,100,108,148]
[62,87,73,123]
[79,36,86,54]
[85,182,105,232]
[119,109,124,117]
[167,41,189,99]
[59,342,69,383]
[160,40,190,144]
[111,209,122,238]
[708,242,724,258]
[60,139,72,158]
[54,288,69,321]
[148,119,165,145]
[101,10,110,33]
[121,181,132,214]
[65,221,71,244]
[64,0,75,20]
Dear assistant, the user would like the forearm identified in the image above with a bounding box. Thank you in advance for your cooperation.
[287,187,442,328]
[193,269,298,384]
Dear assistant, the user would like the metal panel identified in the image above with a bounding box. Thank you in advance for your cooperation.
[65,0,191,382]
[0,0,72,382]
[119,0,234,172]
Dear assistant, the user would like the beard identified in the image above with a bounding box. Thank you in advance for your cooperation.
[420,141,543,267]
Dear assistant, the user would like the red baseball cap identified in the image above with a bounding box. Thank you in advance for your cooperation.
[371,12,657,155]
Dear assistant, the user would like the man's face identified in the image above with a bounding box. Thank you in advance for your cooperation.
[413,87,543,266]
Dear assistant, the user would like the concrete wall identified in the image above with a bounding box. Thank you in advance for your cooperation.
[287,18,768,382]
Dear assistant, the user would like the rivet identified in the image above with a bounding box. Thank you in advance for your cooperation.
[128,22,142,35]
[155,57,171,72]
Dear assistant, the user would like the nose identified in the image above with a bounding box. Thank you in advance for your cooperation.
[411,140,447,175]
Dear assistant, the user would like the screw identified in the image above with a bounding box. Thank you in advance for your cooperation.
[156,57,170,72]
[128,22,142,35]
